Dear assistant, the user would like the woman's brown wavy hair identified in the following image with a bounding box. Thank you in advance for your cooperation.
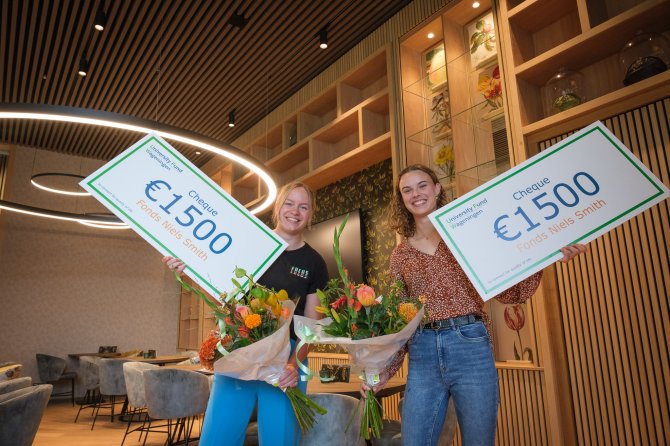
[388,164,448,238]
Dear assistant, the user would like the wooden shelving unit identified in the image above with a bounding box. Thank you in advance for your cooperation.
[498,0,670,150]
[399,0,511,198]
[230,47,394,208]
[522,69,670,142]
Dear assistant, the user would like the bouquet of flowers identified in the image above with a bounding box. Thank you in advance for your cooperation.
[294,215,425,439]
[176,268,326,433]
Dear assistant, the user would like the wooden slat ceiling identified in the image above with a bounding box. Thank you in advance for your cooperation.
[0,0,410,167]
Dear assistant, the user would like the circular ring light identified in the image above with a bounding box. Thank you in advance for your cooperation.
[30,173,91,196]
[0,200,128,226]
[77,213,129,230]
[0,104,276,213]
[0,104,277,228]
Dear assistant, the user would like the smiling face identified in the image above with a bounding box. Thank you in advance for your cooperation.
[275,186,313,236]
[398,170,442,219]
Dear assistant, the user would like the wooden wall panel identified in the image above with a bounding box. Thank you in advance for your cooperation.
[537,98,670,445]
[495,368,549,445]
[451,366,549,446]
[0,152,7,197]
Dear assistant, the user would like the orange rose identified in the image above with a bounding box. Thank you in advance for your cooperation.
[236,305,251,319]
[356,285,376,307]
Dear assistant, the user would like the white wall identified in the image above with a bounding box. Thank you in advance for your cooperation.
[0,146,180,395]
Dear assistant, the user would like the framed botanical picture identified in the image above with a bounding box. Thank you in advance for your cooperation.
[423,42,447,92]
[487,300,535,364]
[430,138,455,182]
[429,90,451,140]
[466,11,497,70]
[472,63,503,121]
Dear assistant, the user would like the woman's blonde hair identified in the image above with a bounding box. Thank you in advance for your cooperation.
[388,164,448,238]
[271,181,316,229]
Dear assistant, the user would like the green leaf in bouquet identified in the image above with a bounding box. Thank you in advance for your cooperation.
[231,277,244,291]
[314,306,330,315]
[331,308,341,323]
[333,213,350,287]
[250,287,265,299]
[234,267,247,278]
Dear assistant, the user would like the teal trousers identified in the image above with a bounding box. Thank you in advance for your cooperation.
[199,343,307,446]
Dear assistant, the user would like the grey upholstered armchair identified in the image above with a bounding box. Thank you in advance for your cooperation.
[35,353,76,405]
[300,393,367,446]
[0,376,32,395]
[0,384,52,446]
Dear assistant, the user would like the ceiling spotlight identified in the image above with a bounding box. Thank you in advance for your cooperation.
[472,1,481,8]
[228,109,236,127]
[427,32,435,39]
[78,55,89,77]
[94,5,107,31]
[319,27,328,49]
[228,12,248,29]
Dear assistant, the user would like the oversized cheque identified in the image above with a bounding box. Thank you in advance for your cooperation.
[81,134,286,298]
[429,121,669,301]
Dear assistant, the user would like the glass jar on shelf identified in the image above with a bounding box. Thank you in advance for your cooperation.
[545,68,585,115]
[619,31,669,86]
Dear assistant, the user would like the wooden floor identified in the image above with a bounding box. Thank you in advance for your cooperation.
[34,399,202,446]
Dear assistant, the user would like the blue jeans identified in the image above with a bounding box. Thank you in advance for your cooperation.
[199,341,306,446]
[401,321,499,446]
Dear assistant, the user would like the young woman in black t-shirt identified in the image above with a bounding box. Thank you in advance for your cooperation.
[163,181,328,446]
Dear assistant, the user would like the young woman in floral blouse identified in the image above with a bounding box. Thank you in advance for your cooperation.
[367,164,586,446]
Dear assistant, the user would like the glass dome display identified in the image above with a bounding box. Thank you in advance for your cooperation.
[545,68,584,115]
[619,32,669,86]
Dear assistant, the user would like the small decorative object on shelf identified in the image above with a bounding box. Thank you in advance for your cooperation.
[143,349,157,359]
[619,31,669,86]
[318,364,350,383]
[545,68,584,115]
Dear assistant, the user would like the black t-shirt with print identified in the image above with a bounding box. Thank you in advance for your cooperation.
[258,242,329,339]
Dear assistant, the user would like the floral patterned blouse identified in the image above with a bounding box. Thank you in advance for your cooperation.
[382,239,543,378]
[390,239,543,322]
